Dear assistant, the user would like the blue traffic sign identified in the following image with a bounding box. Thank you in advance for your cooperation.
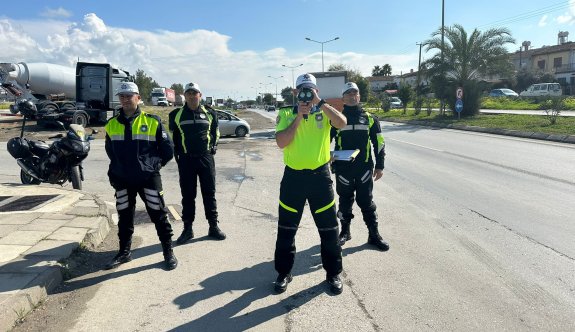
[455,99,463,113]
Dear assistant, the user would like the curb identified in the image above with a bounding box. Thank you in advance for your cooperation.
[390,119,575,144]
[0,190,115,331]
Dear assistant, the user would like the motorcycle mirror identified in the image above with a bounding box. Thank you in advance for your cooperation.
[56,121,66,131]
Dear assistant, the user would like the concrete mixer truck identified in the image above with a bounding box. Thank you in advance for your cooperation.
[0,61,132,126]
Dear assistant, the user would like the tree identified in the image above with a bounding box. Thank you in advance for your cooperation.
[381,64,392,76]
[281,86,294,105]
[170,83,184,95]
[372,64,392,76]
[328,63,370,102]
[262,93,273,105]
[134,69,160,103]
[423,24,515,117]
[397,84,413,114]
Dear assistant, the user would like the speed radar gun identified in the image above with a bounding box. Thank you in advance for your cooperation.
[6,99,97,190]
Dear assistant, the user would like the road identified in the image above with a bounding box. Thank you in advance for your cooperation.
[1,117,574,331]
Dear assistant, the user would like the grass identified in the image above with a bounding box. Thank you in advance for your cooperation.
[370,109,575,136]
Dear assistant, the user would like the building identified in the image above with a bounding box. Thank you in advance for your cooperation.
[510,32,575,94]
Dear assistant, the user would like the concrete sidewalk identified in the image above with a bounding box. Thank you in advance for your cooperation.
[0,183,114,331]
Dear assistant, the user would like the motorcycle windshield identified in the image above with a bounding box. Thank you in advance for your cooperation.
[67,124,87,141]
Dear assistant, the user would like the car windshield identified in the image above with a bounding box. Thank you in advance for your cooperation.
[501,89,515,94]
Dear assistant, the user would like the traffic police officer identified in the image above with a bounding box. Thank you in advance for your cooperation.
[169,82,226,244]
[104,82,178,270]
[331,82,389,251]
[274,73,347,295]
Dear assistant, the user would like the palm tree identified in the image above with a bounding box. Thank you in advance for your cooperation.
[423,24,515,116]
[381,64,392,76]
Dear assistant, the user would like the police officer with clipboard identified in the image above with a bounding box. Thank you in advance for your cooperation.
[331,82,389,251]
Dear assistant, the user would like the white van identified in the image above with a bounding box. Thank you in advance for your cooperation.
[519,83,562,97]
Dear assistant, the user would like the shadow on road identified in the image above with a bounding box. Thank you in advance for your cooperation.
[170,245,327,331]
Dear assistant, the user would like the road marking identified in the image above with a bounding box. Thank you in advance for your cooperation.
[388,138,444,152]
[167,205,181,221]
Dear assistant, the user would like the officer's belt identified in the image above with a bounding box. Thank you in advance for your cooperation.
[286,163,329,173]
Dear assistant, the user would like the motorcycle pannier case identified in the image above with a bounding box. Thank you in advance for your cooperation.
[7,137,32,158]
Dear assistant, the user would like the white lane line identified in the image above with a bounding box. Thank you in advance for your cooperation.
[388,138,444,152]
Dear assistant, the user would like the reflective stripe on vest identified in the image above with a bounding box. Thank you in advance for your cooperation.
[105,111,159,141]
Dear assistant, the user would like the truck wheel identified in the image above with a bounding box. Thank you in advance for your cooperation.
[235,126,248,137]
[20,169,41,185]
[60,102,76,111]
[70,166,82,190]
[72,111,89,127]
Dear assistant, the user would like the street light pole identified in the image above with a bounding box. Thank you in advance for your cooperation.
[282,63,303,105]
[305,37,340,72]
[268,75,283,107]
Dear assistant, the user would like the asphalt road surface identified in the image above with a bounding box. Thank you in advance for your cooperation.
[1,117,574,331]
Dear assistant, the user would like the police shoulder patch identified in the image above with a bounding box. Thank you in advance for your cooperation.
[276,115,281,125]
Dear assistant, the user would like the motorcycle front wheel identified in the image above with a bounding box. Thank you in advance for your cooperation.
[70,165,82,190]
[20,169,41,185]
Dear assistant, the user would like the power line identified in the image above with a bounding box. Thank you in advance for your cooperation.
[477,1,571,29]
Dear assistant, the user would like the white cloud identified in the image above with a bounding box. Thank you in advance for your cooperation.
[0,13,418,99]
[538,15,548,27]
[40,7,72,19]
[556,14,573,24]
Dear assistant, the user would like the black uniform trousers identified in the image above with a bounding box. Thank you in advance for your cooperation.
[114,172,173,245]
[334,162,377,225]
[275,163,342,277]
[177,153,218,224]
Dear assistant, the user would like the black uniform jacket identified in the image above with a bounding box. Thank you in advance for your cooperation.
[105,108,174,186]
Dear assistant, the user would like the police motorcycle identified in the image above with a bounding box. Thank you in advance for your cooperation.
[6,100,96,190]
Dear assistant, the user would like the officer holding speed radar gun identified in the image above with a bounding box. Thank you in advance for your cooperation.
[104,82,178,271]
[331,82,389,251]
[273,73,347,295]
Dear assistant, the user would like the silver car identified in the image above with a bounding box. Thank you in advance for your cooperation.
[390,97,403,109]
[217,110,250,137]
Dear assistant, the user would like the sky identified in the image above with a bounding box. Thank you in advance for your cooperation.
[1,0,575,100]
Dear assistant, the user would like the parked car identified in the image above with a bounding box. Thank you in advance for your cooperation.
[488,88,519,98]
[266,105,276,112]
[390,97,403,109]
[217,110,250,137]
[519,83,562,97]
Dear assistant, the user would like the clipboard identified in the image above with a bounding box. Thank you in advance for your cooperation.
[331,149,360,161]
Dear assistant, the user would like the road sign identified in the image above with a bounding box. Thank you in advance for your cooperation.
[456,87,463,99]
[455,99,463,113]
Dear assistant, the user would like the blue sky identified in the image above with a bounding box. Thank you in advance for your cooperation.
[1,1,575,100]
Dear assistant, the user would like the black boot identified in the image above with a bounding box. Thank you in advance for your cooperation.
[176,222,194,245]
[367,224,390,251]
[338,220,351,246]
[105,240,132,270]
[162,241,178,271]
[208,221,226,240]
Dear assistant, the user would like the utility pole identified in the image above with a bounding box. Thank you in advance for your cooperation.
[441,0,445,115]
[305,37,340,72]
[416,42,424,101]
[267,75,283,107]
[282,64,303,105]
